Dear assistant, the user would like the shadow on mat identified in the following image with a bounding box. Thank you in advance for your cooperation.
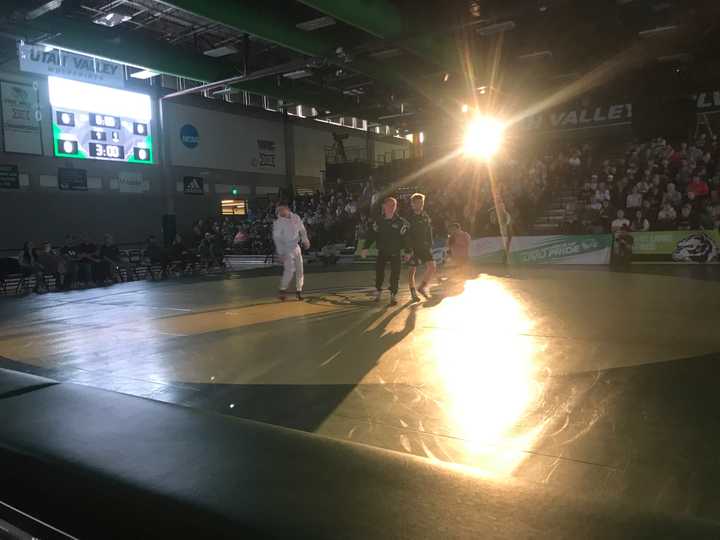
[175,303,418,432]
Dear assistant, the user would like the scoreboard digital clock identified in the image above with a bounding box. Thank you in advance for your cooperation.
[49,76,153,164]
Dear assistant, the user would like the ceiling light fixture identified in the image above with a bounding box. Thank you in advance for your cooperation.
[203,46,238,58]
[25,0,63,20]
[638,25,678,38]
[130,69,159,80]
[296,16,336,31]
[517,50,552,61]
[283,69,313,80]
[92,12,132,27]
[476,21,515,36]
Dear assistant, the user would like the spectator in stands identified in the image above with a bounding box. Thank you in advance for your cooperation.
[630,210,650,232]
[595,182,611,203]
[191,220,204,246]
[676,161,691,187]
[583,174,598,197]
[198,232,214,269]
[687,175,710,199]
[626,185,643,210]
[212,230,226,267]
[676,204,697,230]
[698,205,715,230]
[598,200,613,230]
[612,225,634,269]
[656,204,677,229]
[663,182,682,208]
[36,241,70,291]
[18,241,46,293]
[77,233,100,287]
[646,186,662,210]
[636,176,650,195]
[611,209,630,233]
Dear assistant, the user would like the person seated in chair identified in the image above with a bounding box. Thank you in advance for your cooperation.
[77,233,101,287]
[18,241,46,293]
[36,241,71,291]
[100,234,133,283]
[143,235,167,279]
[60,235,80,290]
[198,233,215,269]
[168,234,198,275]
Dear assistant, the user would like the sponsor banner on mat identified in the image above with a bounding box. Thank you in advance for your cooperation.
[469,237,507,263]
[509,235,612,265]
[631,230,720,263]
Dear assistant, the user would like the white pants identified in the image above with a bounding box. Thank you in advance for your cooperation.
[280,246,304,291]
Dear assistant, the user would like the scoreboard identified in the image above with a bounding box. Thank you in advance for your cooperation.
[48,76,153,164]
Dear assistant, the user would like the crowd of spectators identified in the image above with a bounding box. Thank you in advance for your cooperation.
[2,141,599,295]
[567,134,720,234]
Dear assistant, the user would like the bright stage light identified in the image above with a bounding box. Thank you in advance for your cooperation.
[463,115,505,160]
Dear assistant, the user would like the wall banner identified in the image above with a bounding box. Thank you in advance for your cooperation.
[0,164,19,189]
[183,176,204,195]
[1,81,42,154]
[520,103,632,132]
[58,167,87,191]
[509,235,612,264]
[469,237,507,263]
[18,44,124,88]
[254,139,277,168]
[117,171,147,193]
[630,230,720,263]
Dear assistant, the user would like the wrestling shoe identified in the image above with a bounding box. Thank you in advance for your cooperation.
[296,291,304,301]
[389,293,398,306]
[278,290,287,301]
[410,288,420,302]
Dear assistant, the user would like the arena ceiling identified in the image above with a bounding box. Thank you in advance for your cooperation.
[1,0,719,130]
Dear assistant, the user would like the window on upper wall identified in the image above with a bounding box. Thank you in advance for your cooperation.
[247,93,264,108]
[265,96,280,111]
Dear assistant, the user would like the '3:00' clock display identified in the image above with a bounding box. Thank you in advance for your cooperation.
[89,142,125,159]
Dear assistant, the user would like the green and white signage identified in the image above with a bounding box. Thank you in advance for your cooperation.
[509,235,612,265]
[631,230,720,262]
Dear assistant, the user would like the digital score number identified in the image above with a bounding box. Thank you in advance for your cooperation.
[90,113,120,129]
[89,142,125,159]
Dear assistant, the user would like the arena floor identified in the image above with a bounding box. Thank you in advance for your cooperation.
[1,264,719,521]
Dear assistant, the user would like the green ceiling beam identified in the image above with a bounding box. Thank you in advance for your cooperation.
[159,0,330,57]
[296,0,457,70]
[17,16,359,113]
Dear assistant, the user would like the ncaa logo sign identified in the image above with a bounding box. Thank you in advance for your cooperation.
[180,124,199,148]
